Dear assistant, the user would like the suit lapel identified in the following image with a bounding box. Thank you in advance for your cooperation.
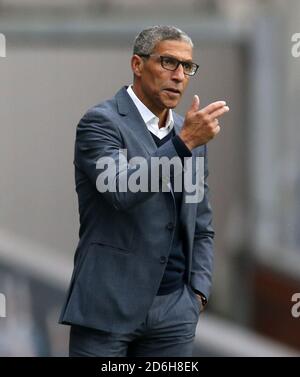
[115,86,157,156]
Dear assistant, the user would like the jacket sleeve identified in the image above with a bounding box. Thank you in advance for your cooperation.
[75,108,183,211]
[190,144,215,300]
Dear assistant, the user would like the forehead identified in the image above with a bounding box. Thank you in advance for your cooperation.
[153,40,193,60]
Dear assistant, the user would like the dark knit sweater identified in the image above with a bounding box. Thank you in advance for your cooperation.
[149,130,192,295]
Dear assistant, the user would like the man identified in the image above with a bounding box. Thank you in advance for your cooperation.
[59,25,229,357]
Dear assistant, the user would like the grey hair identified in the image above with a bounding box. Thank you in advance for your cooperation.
[133,25,193,56]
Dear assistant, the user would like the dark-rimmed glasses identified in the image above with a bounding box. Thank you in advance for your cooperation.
[139,54,199,76]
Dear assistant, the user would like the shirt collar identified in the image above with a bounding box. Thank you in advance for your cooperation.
[127,85,174,131]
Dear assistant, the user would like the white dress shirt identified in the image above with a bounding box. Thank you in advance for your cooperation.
[127,85,174,140]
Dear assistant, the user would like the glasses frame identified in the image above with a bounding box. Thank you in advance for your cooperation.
[138,53,199,76]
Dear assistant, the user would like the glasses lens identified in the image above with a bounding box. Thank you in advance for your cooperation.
[161,56,178,70]
[183,62,197,75]
[161,56,198,76]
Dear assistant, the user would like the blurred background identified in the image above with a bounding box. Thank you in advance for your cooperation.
[0,0,300,357]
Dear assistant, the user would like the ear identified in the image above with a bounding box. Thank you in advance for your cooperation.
[131,54,144,77]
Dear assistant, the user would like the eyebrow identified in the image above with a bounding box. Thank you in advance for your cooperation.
[162,54,194,63]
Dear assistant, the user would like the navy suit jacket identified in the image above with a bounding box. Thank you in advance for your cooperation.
[59,86,215,333]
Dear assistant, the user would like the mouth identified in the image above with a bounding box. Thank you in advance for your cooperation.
[163,88,182,96]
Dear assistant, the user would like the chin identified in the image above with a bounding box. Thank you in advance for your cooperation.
[159,93,181,110]
[165,100,179,109]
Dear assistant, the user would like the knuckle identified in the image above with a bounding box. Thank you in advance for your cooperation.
[197,110,204,119]
[203,114,210,123]
[185,113,194,123]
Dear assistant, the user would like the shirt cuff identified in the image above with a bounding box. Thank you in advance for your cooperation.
[172,135,192,161]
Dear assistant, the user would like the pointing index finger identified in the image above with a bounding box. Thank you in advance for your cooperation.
[202,101,227,115]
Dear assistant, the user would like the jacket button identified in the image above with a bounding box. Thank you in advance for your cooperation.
[160,256,167,264]
[166,222,174,230]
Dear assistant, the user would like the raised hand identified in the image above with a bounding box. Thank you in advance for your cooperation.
[179,95,230,150]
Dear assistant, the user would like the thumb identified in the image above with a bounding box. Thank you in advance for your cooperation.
[190,95,200,112]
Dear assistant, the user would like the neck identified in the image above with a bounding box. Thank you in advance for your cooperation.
[158,111,169,129]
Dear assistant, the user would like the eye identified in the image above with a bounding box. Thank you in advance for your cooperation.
[163,57,177,67]
[182,62,193,71]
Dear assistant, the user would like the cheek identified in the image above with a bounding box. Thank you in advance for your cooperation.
[143,70,162,90]
[147,80,165,99]
[151,68,170,86]
[183,77,190,88]
[151,74,165,89]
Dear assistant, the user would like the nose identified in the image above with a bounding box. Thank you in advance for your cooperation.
[171,63,185,81]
